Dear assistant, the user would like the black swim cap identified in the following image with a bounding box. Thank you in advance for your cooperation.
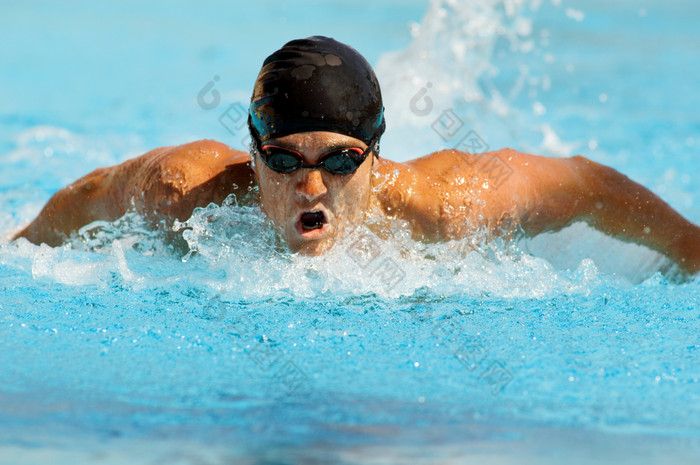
[248,36,386,147]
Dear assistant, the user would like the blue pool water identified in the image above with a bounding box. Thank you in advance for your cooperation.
[1,0,699,463]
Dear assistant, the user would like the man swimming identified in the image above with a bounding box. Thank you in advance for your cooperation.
[13,36,700,274]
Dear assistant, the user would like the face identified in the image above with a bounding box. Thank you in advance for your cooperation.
[253,131,375,255]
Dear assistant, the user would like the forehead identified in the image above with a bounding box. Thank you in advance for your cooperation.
[265,131,366,150]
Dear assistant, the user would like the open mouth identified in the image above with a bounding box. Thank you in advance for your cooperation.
[299,210,327,231]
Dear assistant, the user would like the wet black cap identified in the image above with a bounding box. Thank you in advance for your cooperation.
[248,36,385,147]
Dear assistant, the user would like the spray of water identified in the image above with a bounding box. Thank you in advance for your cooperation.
[376,0,572,159]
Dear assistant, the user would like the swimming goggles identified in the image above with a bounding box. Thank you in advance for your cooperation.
[257,137,377,175]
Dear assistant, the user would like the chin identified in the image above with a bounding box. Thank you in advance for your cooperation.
[289,237,335,256]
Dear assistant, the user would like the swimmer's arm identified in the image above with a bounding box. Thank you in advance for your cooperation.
[13,165,129,246]
[14,140,255,246]
[489,150,700,274]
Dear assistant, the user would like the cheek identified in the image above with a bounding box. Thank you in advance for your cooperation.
[258,171,291,217]
[350,163,373,198]
[326,167,372,212]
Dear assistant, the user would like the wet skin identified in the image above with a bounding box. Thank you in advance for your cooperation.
[252,132,374,255]
[13,134,700,274]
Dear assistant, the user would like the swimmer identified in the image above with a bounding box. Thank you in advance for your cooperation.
[13,36,700,274]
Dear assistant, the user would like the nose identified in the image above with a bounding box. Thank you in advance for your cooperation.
[296,169,327,202]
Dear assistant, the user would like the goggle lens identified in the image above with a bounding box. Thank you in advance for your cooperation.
[259,144,373,175]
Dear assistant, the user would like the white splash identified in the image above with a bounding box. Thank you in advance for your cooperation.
[375,0,575,160]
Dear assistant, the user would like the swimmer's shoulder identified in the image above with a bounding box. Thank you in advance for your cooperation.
[372,148,542,239]
[379,147,575,186]
[372,150,483,237]
[374,148,485,187]
[141,139,251,180]
[13,140,256,246]
[124,139,257,219]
